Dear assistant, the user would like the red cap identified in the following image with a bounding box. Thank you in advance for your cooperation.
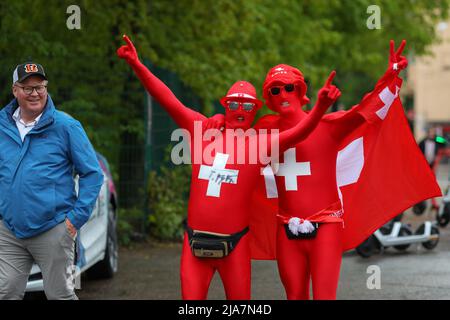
[220,81,263,110]
[262,64,310,108]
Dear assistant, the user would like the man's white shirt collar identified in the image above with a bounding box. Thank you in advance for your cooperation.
[13,106,43,127]
[13,107,44,142]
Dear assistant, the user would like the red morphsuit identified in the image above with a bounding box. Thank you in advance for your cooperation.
[117,35,340,299]
[207,41,441,300]
[247,41,441,300]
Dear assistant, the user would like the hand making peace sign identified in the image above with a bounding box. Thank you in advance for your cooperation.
[389,39,408,72]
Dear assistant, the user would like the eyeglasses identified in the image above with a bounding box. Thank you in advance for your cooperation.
[269,84,296,96]
[14,84,47,95]
[226,101,255,112]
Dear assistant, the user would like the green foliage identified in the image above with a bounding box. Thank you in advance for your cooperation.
[0,0,151,177]
[143,0,449,110]
[116,207,146,246]
[1,1,449,231]
[147,150,191,240]
[1,0,448,167]
[116,217,133,247]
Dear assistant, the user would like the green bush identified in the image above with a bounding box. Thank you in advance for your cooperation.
[117,207,146,246]
[147,163,191,240]
[117,219,133,247]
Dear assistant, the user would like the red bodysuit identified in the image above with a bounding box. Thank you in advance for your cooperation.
[187,41,440,301]
[253,45,410,300]
[117,35,335,299]
[254,114,360,299]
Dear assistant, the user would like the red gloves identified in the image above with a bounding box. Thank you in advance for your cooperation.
[315,71,341,111]
[117,35,140,65]
[203,114,225,131]
[388,40,408,73]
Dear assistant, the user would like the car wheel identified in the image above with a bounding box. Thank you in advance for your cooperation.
[87,202,118,279]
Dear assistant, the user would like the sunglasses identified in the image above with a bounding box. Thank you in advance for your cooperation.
[226,101,256,112]
[269,84,296,96]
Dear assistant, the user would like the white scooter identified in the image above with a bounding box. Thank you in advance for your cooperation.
[356,214,440,258]
[436,184,450,227]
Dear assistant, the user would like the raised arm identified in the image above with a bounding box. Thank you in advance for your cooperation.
[371,40,408,93]
[117,35,205,131]
[276,71,340,153]
[330,40,408,139]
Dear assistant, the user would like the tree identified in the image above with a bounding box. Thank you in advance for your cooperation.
[141,0,449,110]
[0,0,448,211]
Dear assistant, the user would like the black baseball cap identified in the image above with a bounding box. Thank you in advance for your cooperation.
[12,62,47,84]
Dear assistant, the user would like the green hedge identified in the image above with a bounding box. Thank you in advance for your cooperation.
[147,162,191,240]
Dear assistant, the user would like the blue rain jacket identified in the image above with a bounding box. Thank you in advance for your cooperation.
[0,95,104,238]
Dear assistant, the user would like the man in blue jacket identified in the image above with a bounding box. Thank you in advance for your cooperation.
[0,62,104,300]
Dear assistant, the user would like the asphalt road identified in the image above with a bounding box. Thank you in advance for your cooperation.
[74,221,450,300]
[74,163,450,300]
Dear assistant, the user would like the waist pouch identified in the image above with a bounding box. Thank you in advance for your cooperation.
[284,223,319,240]
[186,225,249,258]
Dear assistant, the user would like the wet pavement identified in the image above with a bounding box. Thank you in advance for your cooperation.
[72,162,450,300]
[73,215,450,300]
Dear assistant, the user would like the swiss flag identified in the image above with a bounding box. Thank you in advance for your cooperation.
[249,72,442,259]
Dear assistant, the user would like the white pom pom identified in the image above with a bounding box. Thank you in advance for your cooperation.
[288,217,301,236]
[288,218,316,235]
[297,220,315,234]
[393,63,398,70]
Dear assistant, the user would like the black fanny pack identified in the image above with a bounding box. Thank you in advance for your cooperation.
[284,223,319,240]
[186,225,249,258]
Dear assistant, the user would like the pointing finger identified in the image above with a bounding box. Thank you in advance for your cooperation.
[123,34,134,48]
[324,70,336,87]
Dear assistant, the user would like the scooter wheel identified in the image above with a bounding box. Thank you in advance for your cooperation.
[392,213,404,222]
[356,235,379,258]
[412,201,427,215]
[436,203,450,227]
[416,223,440,250]
[393,225,413,251]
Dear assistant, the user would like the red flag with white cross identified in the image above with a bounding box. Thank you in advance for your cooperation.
[249,72,442,259]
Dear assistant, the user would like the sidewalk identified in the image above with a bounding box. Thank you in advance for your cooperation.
[75,214,450,300]
[76,163,450,300]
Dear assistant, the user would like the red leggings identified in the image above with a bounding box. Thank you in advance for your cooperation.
[180,232,251,300]
[276,223,343,300]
